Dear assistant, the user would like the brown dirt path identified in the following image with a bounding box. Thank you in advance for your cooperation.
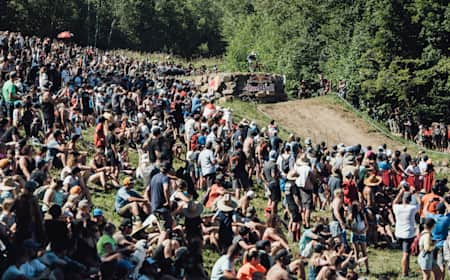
[259,98,399,148]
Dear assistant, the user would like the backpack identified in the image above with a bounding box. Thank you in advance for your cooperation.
[281,156,290,174]
[423,195,440,217]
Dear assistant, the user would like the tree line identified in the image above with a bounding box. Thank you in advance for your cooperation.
[1,0,449,124]
[0,0,225,57]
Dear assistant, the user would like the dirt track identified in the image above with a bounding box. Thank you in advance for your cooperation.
[259,98,398,148]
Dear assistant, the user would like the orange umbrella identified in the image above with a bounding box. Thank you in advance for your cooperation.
[57,31,73,39]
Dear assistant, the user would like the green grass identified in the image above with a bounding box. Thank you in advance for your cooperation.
[222,100,291,140]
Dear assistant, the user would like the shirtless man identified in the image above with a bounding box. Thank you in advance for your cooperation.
[266,249,291,280]
[362,176,377,244]
[243,131,257,177]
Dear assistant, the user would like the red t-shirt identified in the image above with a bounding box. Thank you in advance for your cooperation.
[237,262,266,280]
[206,184,224,208]
[94,123,105,148]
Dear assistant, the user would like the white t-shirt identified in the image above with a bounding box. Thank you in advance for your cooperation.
[393,203,419,239]
[418,161,428,174]
[185,118,195,139]
[295,164,311,188]
[211,255,234,280]
[206,132,216,145]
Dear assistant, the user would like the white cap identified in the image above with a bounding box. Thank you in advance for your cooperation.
[246,190,256,199]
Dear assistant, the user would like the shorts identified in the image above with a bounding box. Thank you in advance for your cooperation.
[398,237,414,253]
[299,188,313,210]
[433,247,444,268]
[117,203,135,217]
[82,107,94,116]
[300,242,314,258]
[5,102,14,120]
[418,251,436,271]
[268,181,281,202]
[204,173,215,188]
[244,153,254,166]
[351,233,367,244]
[232,173,251,190]
[286,196,301,222]
[330,221,342,238]
[154,208,173,230]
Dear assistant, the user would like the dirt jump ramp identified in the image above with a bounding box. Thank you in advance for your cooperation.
[259,98,398,148]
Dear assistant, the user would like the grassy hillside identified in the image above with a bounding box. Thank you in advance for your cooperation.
[80,97,449,279]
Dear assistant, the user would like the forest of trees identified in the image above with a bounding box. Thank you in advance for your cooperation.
[0,0,449,123]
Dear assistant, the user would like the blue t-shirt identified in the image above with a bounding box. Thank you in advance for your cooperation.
[378,161,391,171]
[191,97,201,113]
[115,187,141,212]
[150,173,169,212]
[198,135,207,146]
[426,213,450,248]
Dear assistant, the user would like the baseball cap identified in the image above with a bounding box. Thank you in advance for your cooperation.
[92,208,103,217]
[246,190,256,199]
[123,177,133,185]
[70,185,82,195]
[437,202,446,214]
[78,199,89,209]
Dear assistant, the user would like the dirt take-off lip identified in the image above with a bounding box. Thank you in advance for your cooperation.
[259,98,399,148]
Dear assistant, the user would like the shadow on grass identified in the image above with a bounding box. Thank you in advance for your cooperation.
[371,271,399,279]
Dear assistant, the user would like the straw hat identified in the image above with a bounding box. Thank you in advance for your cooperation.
[295,156,310,167]
[0,184,15,191]
[182,201,204,218]
[217,194,238,212]
[0,158,10,169]
[103,112,113,121]
[131,214,159,237]
[364,174,382,187]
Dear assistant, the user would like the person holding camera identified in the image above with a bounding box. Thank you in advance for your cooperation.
[424,194,450,278]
